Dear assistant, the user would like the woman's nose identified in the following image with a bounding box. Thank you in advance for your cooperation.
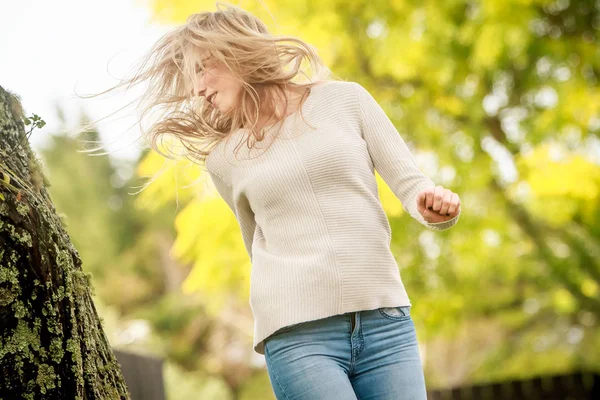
[191,83,206,98]
[191,73,207,97]
[191,87,204,97]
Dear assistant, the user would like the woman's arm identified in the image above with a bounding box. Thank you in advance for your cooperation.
[353,82,460,231]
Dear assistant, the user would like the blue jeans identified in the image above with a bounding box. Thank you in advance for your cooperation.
[263,305,427,399]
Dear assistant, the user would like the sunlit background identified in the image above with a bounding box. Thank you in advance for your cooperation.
[2,0,600,398]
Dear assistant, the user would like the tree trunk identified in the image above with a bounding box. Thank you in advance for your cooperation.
[0,86,130,399]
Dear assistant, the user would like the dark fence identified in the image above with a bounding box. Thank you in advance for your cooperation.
[114,349,166,400]
[427,371,600,400]
[111,349,599,400]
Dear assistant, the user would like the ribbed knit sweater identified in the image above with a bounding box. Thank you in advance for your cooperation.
[205,80,460,355]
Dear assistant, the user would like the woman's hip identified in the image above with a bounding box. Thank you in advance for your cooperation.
[263,306,423,372]
[263,306,426,399]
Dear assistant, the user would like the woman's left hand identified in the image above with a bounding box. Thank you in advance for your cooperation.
[416,185,461,224]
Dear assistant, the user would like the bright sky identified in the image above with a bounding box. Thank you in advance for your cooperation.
[0,0,174,162]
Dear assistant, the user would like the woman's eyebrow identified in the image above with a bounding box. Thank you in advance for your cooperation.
[194,58,210,71]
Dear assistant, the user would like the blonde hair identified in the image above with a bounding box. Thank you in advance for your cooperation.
[84,2,333,167]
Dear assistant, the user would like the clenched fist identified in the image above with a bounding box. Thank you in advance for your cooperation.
[417,185,461,224]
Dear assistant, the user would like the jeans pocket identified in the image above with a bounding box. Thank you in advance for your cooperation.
[378,305,411,321]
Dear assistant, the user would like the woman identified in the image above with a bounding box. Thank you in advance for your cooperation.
[123,3,461,399]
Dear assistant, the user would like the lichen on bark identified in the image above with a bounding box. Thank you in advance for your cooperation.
[0,86,130,399]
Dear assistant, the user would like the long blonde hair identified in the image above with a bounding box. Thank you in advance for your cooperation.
[85,2,333,167]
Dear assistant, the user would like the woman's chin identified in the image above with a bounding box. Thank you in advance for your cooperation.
[219,105,234,115]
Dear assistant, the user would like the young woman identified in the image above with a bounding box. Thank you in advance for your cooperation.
[120,3,461,399]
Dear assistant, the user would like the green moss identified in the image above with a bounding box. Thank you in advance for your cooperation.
[55,249,71,271]
[16,202,29,216]
[1,221,33,248]
[19,230,32,247]
[43,299,56,317]
[0,287,17,307]
[23,390,35,400]
[36,364,57,394]
[62,269,94,301]
[51,286,65,302]
[49,337,64,364]
[0,319,41,359]
[66,338,83,370]
[0,262,19,285]
[13,301,27,318]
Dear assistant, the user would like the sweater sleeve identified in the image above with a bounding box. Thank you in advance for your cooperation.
[353,82,460,231]
[209,171,257,262]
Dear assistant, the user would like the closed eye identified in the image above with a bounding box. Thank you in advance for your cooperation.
[195,57,213,74]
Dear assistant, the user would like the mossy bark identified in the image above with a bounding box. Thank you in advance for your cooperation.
[0,86,130,399]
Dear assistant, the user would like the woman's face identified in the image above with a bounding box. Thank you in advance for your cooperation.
[192,56,243,114]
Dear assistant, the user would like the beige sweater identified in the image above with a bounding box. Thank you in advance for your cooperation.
[205,80,460,355]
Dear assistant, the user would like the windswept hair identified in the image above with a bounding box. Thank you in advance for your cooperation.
[82,2,333,167]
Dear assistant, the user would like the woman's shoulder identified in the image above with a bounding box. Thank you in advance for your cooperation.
[309,80,363,107]
[312,79,359,92]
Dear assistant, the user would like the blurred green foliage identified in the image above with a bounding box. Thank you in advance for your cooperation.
[40,0,600,398]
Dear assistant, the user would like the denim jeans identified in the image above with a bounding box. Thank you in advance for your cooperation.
[263,305,427,400]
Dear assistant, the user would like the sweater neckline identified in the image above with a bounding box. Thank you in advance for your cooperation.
[261,81,327,131]
[210,81,330,159]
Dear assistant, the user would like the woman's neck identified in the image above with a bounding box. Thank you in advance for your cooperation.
[255,86,308,131]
